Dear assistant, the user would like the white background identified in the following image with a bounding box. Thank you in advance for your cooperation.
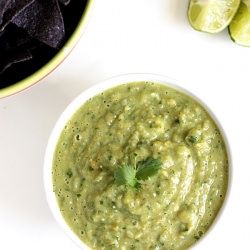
[1,0,250,249]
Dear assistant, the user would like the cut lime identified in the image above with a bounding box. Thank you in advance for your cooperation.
[229,0,250,47]
[188,0,240,34]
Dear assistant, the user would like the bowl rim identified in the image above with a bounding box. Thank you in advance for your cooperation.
[44,73,232,250]
[0,0,96,99]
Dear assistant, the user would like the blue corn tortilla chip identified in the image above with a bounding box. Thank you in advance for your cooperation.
[0,0,11,26]
[0,0,35,31]
[0,24,32,53]
[0,50,32,75]
[0,24,34,74]
[12,0,65,49]
[58,0,71,6]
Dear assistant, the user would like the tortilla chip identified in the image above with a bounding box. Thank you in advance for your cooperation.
[12,0,65,49]
[0,0,11,25]
[58,0,71,5]
[0,50,32,75]
[0,24,31,52]
[0,0,35,31]
[0,24,34,73]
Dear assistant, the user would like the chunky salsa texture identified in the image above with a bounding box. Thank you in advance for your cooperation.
[52,81,228,250]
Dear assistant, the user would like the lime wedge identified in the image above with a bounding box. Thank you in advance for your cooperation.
[188,0,240,34]
[229,0,250,47]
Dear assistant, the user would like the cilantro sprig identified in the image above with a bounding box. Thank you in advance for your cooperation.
[114,157,162,188]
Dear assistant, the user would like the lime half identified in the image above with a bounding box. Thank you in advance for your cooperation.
[188,0,240,33]
[229,0,250,47]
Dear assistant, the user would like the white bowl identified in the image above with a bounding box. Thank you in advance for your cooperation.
[44,73,231,250]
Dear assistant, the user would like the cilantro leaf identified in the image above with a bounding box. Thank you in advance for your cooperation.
[114,157,162,188]
[114,164,137,187]
[136,157,162,181]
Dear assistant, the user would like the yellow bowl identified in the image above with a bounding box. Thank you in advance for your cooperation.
[0,0,95,99]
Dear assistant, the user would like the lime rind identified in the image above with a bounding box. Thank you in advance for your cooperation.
[188,0,241,34]
[229,0,250,47]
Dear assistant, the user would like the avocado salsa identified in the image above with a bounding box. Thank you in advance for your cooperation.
[52,81,228,250]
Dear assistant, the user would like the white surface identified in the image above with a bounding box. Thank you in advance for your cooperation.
[0,0,249,249]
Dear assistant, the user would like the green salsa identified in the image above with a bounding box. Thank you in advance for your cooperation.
[52,81,228,250]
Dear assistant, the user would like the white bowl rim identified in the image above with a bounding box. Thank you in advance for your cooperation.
[43,73,232,250]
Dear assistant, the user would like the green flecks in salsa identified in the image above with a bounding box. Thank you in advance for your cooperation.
[52,81,228,250]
